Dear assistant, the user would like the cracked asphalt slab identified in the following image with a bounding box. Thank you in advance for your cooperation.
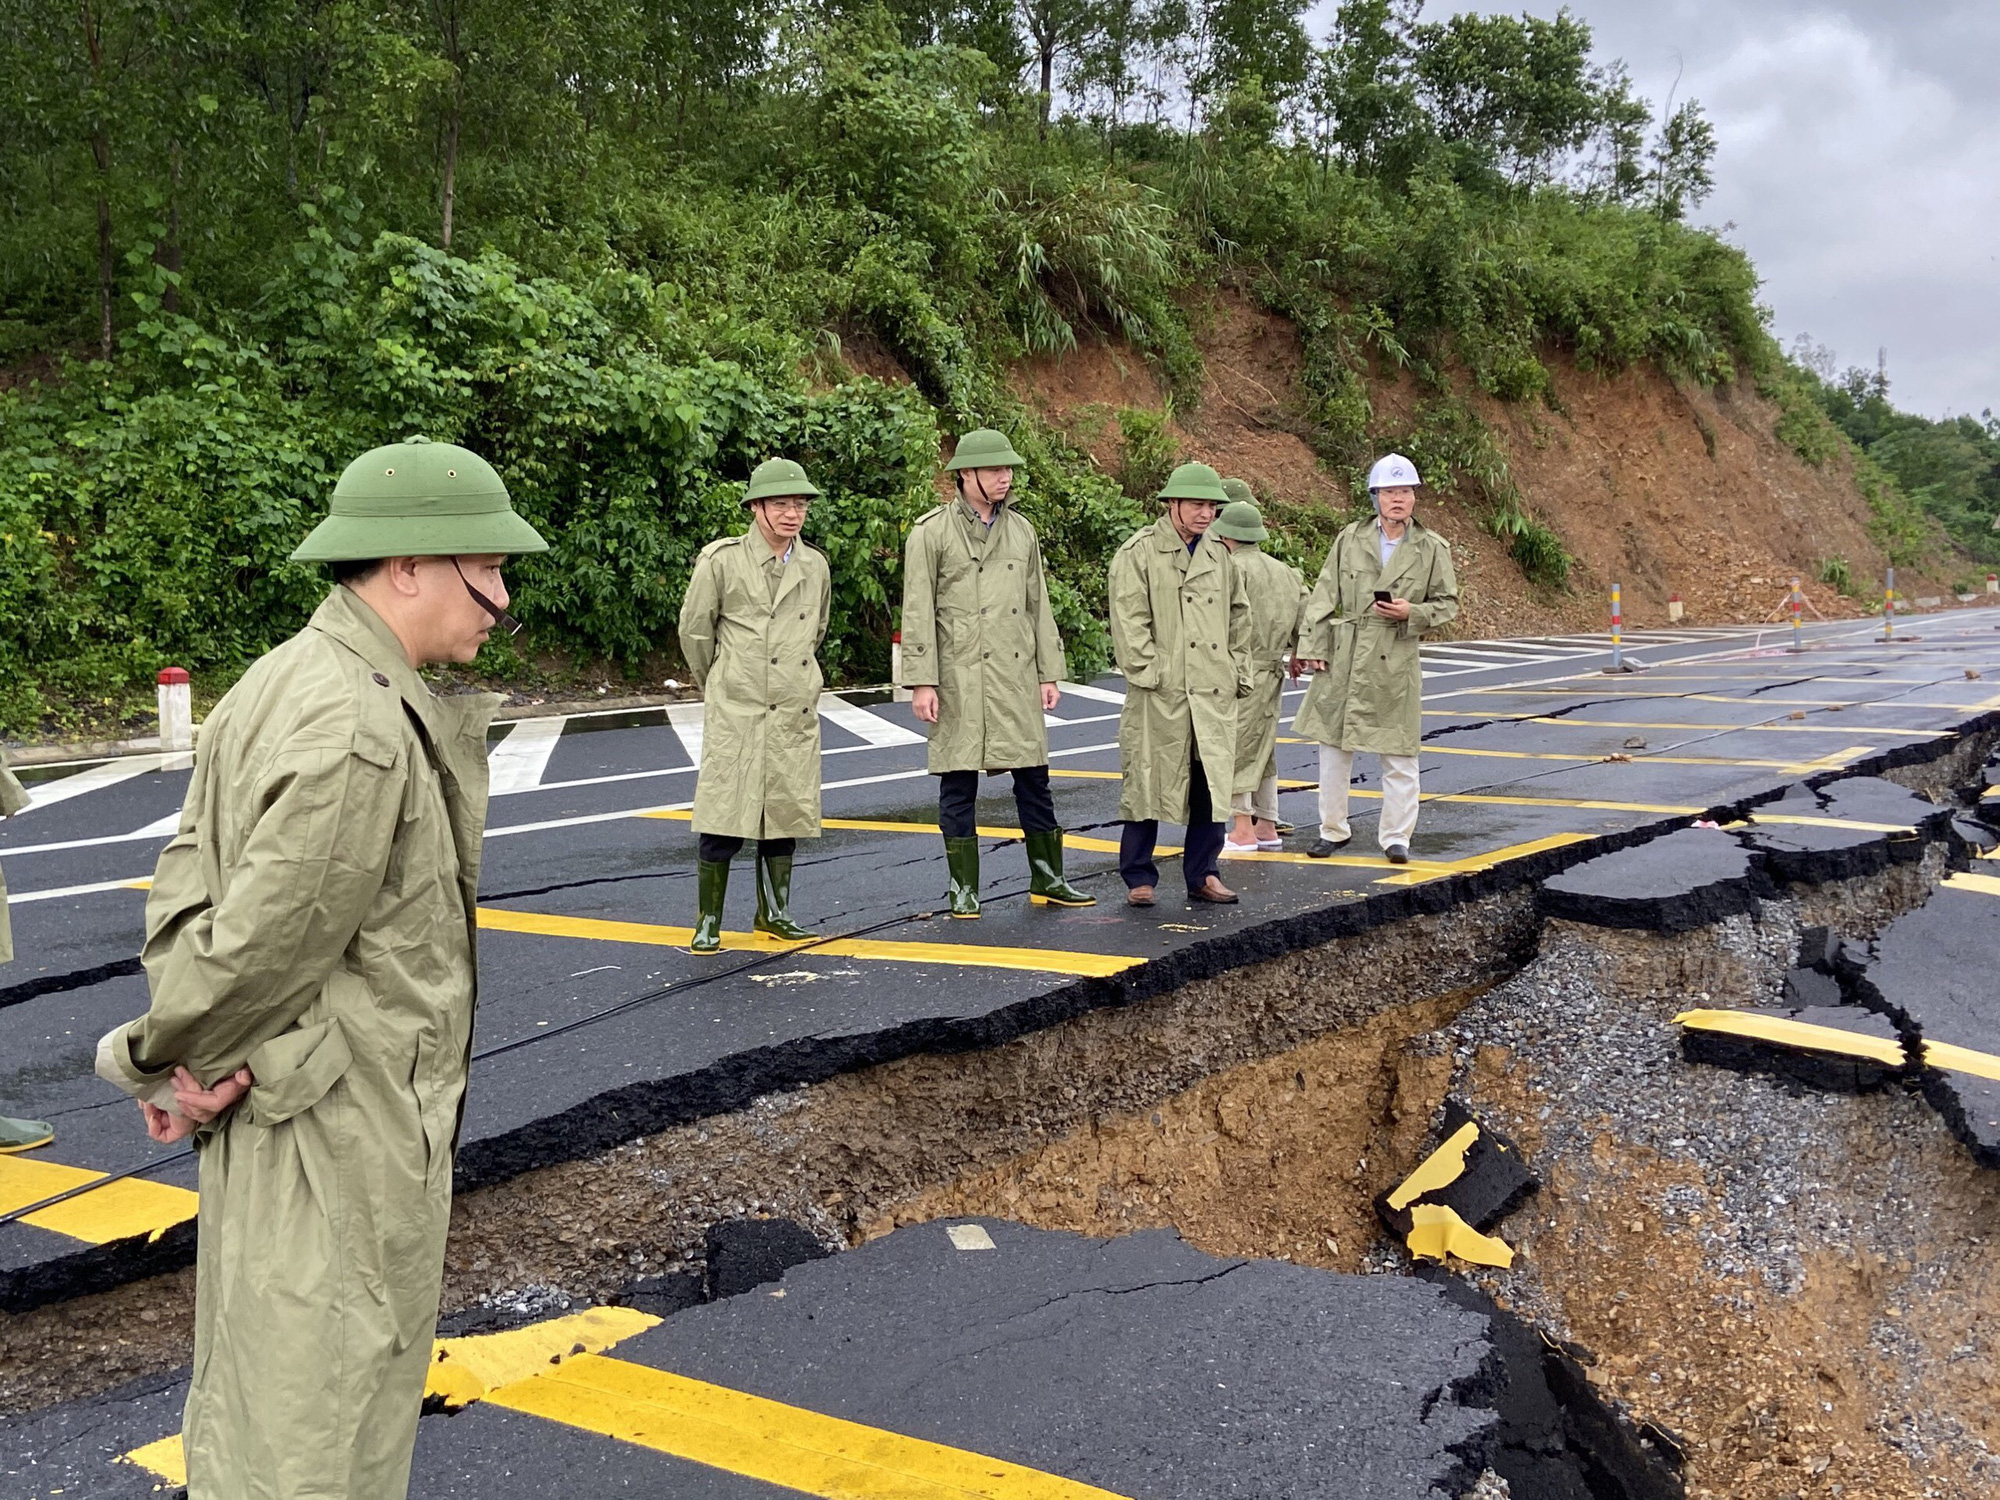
[4,617,2000,1309]
[1,1220,1502,1500]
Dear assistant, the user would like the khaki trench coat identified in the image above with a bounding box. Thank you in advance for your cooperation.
[96,587,495,1500]
[1110,518,1253,823]
[1292,516,1459,756]
[0,750,27,964]
[678,526,831,840]
[898,498,1065,773]
[1230,546,1306,794]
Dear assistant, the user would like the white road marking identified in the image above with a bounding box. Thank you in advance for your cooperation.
[1057,680,1127,704]
[817,694,925,747]
[23,754,188,811]
[664,703,707,768]
[486,717,568,794]
[7,876,153,904]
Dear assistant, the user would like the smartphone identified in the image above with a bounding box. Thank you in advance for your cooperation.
[1373,590,1392,604]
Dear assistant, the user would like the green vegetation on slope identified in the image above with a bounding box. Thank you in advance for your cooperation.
[0,0,1967,733]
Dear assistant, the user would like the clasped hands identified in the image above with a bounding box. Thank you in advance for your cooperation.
[141,1065,253,1144]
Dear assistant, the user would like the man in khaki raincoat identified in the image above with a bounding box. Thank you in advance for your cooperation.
[1208,489,1305,856]
[1110,461,1253,907]
[94,437,548,1500]
[899,428,1094,917]
[678,457,831,952]
[1,748,54,1152]
[1294,452,1459,864]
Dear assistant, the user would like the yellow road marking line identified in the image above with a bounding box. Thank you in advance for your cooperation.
[1416,792,1702,814]
[1923,1040,2000,1083]
[1944,871,2000,899]
[1386,1122,1478,1209]
[475,908,1144,979]
[1278,739,1843,772]
[489,1352,1133,1499]
[1752,815,1915,834]
[1674,1009,1906,1068]
[1373,831,1597,886]
[125,1305,668,1485]
[0,1154,196,1245]
[1417,711,1935,738]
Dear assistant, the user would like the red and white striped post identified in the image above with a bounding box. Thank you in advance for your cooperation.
[1666,592,1683,623]
[1987,573,1997,596]
[1789,577,1804,653]
[157,667,193,752]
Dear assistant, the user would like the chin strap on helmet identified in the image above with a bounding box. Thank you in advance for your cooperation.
[451,557,524,637]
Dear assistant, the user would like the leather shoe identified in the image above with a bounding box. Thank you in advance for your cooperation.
[1384,844,1410,865]
[1306,837,1351,859]
[1187,876,1239,904]
[1126,885,1157,907]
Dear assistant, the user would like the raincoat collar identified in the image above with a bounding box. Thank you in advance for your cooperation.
[1153,514,1220,581]
[1374,515,1431,594]
[743,522,809,608]
[310,587,444,739]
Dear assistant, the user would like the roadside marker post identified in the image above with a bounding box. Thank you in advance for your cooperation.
[157,667,193,752]
[1610,584,1621,669]
[1987,574,1997,596]
[891,631,912,703]
[1666,592,1683,623]
[1789,578,1804,654]
[1883,566,1895,642]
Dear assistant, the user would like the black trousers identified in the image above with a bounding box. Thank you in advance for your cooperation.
[938,766,1057,840]
[1119,755,1224,893]
[697,834,797,864]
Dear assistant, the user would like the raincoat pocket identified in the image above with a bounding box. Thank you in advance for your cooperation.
[238,1019,352,1127]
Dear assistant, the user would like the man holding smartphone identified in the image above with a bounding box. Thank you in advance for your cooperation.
[1293,453,1459,864]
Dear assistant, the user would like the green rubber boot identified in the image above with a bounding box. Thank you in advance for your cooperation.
[754,850,817,941]
[690,859,731,954]
[1025,828,1095,907]
[0,1116,53,1153]
[944,836,981,918]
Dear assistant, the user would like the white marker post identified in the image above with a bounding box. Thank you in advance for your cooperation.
[1666,592,1683,623]
[1987,573,1997,596]
[157,667,194,752]
[890,630,912,703]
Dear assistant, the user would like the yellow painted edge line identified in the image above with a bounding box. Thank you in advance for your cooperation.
[1374,831,1596,886]
[1674,1009,1906,1068]
[476,908,1142,979]
[0,1153,197,1245]
[1923,1040,2000,1083]
[1386,1122,1478,1210]
[1277,739,1828,771]
[126,1305,669,1484]
[1944,871,2000,899]
[489,1353,1134,1500]
[1753,815,1916,834]
[1423,792,1702,815]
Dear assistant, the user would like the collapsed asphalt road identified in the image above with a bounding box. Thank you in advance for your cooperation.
[5,1218,1689,1500]
[4,616,1999,1314]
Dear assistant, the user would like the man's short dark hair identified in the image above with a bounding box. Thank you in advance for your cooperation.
[329,558,383,585]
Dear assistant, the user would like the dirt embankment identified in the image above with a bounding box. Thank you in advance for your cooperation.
[1004,293,1966,637]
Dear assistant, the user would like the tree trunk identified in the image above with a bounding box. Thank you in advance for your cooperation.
[92,131,113,359]
[440,97,459,251]
[1039,44,1054,137]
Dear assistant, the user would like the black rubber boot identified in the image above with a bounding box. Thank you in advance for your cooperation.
[690,859,730,954]
[944,836,982,918]
[754,851,817,940]
[1025,828,1095,907]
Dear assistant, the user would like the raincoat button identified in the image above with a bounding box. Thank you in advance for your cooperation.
[372,673,390,687]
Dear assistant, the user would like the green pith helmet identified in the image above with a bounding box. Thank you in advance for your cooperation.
[742,457,822,505]
[944,428,1027,471]
[1220,477,1254,505]
[291,438,549,562]
[1156,461,1229,504]
[1212,499,1269,544]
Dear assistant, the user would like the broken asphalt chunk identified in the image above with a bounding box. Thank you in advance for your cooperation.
[1539,827,1761,932]
[1676,1005,1910,1095]
[1377,1101,1538,1268]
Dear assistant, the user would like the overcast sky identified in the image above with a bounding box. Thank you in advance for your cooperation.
[1305,1,2000,420]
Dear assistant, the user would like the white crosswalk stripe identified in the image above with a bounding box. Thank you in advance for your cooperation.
[817,694,925,747]
[663,702,707,768]
[23,754,189,811]
[1057,680,1127,704]
[486,717,568,794]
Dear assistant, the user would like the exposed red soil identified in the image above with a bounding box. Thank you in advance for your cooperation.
[1005,293,1971,637]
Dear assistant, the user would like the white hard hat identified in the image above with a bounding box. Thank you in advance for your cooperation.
[1367,453,1422,491]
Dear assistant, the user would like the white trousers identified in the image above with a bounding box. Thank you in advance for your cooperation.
[1229,774,1280,822]
[1318,744,1421,849]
